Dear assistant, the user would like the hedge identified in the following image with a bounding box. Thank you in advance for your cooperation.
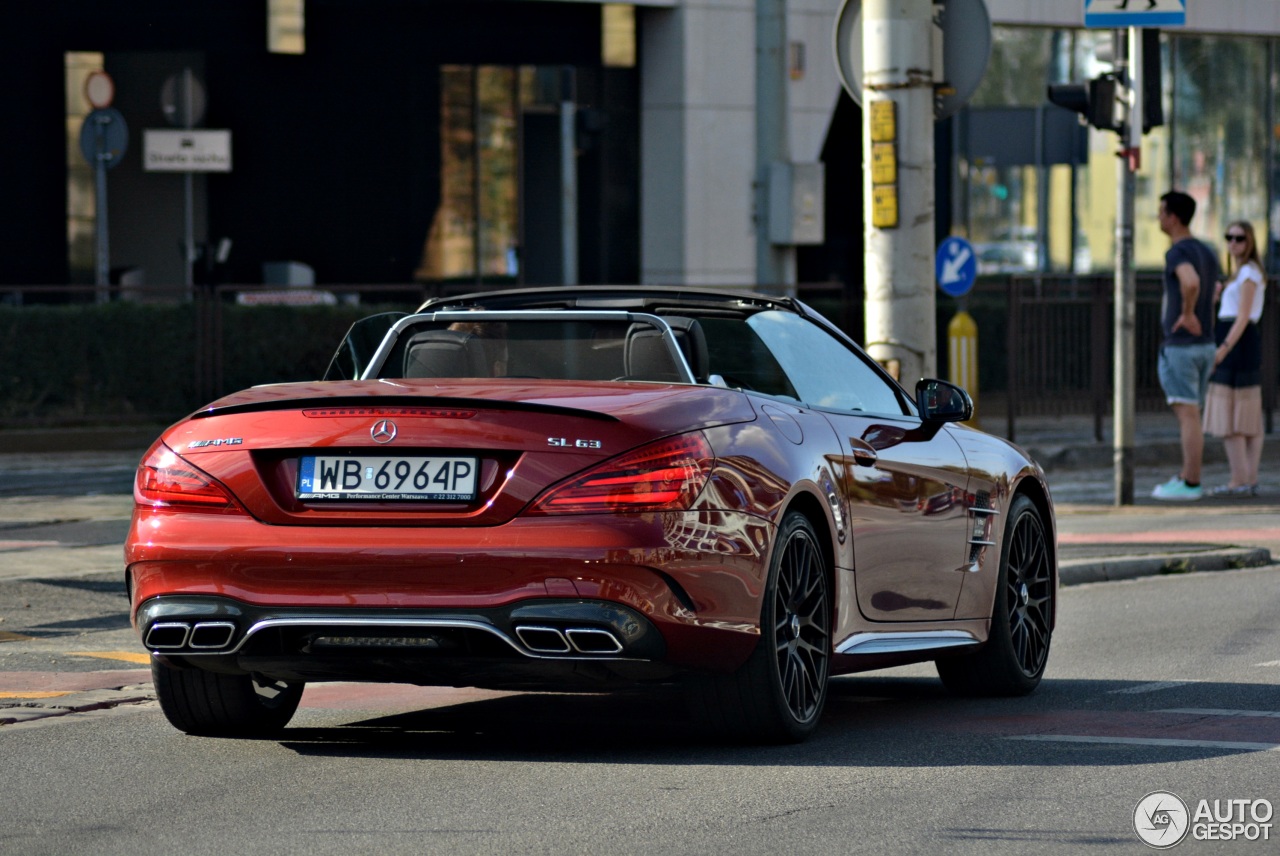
[0,302,377,426]
[0,293,1012,427]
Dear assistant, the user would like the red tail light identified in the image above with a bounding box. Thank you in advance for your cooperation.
[529,433,713,515]
[134,443,243,513]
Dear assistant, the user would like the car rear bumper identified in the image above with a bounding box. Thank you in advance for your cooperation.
[127,509,772,675]
[135,594,755,688]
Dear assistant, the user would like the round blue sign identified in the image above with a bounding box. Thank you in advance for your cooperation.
[936,236,977,298]
[79,108,130,170]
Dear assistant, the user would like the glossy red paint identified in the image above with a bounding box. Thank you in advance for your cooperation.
[128,287,1057,742]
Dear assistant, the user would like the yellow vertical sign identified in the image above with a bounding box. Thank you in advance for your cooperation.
[870,100,895,142]
[871,143,896,184]
[869,101,897,229]
[872,187,898,228]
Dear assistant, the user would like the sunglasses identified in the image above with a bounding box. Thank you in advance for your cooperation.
[1225,233,1248,243]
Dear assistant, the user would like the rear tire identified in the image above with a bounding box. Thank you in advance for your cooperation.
[688,512,830,743]
[152,659,303,737]
[936,494,1053,696]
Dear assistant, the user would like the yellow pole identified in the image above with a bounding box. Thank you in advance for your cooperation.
[947,309,978,425]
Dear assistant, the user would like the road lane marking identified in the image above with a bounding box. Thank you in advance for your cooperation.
[68,651,151,665]
[1108,680,1197,694]
[1159,708,1280,719]
[1058,528,1280,544]
[1256,660,1280,667]
[1007,734,1280,752]
[0,691,73,699]
[0,632,34,643]
[0,541,61,550]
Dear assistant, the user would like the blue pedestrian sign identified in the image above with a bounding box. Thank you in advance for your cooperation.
[936,236,977,298]
[1084,0,1185,29]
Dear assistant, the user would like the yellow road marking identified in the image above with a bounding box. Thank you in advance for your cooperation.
[0,631,34,643]
[68,651,152,665]
[0,691,72,699]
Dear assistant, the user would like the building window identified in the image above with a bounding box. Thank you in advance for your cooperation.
[959,26,1277,277]
[1168,35,1269,262]
[602,5,636,69]
[268,0,306,55]
[66,51,104,284]
[420,66,558,284]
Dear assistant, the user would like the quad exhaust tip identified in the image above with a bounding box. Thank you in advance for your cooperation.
[145,621,236,651]
[146,619,622,657]
[514,625,623,655]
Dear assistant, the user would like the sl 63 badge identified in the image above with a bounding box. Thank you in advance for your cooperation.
[547,437,602,449]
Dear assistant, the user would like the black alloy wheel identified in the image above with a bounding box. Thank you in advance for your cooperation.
[771,515,830,726]
[1004,496,1054,678]
[936,494,1053,696]
[687,512,831,743]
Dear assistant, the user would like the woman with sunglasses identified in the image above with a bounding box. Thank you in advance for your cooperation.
[1203,220,1265,496]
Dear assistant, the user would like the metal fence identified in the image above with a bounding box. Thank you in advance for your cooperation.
[1001,274,1279,443]
[2,278,1277,436]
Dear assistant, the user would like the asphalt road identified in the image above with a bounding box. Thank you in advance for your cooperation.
[1,566,1279,855]
[2,447,1280,854]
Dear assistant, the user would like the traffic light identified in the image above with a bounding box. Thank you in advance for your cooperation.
[1141,28,1163,132]
[1047,74,1125,132]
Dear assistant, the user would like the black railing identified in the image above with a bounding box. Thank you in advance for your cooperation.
[1002,274,1278,443]
[2,278,1276,435]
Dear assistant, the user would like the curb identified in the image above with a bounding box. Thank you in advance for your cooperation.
[1023,439,1230,473]
[1060,546,1273,586]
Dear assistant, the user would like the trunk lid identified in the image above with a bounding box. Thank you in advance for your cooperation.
[162,379,755,526]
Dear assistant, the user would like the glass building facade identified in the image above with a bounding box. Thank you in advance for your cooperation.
[954,26,1280,277]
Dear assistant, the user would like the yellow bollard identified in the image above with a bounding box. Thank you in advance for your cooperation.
[947,309,978,425]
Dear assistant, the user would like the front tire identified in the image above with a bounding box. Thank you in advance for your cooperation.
[688,512,830,743]
[152,659,304,737]
[937,494,1053,696]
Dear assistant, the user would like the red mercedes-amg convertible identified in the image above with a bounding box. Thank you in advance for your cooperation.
[126,286,1056,742]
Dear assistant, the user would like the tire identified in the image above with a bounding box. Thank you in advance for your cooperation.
[152,659,304,737]
[936,494,1053,696]
[688,512,831,743]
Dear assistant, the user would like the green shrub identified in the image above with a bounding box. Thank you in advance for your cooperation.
[0,302,382,426]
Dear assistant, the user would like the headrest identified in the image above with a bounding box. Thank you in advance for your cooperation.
[403,329,490,378]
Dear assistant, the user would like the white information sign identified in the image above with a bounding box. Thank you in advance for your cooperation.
[143,129,232,172]
[1084,0,1185,28]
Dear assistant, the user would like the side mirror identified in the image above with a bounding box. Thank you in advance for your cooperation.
[915,378,973,423]
[323,312,407,380]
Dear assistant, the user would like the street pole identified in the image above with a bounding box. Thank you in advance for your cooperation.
[1113,27,1139,505]
[182,67,196,290]
[862,0,935,382]
[755,0,795,293]
[560,66,578,286]
[93,116,110,303]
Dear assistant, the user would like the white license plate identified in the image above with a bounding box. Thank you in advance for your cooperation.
[297,455,478,501]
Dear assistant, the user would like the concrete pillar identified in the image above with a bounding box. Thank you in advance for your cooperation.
[861,0,936,382]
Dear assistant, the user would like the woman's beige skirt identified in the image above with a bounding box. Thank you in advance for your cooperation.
[1203,382,1263,437]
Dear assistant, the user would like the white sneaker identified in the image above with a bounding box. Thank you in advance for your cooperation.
[1152,477,1202,501]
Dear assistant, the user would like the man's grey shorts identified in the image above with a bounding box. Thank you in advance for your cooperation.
[1158,342,1215,406]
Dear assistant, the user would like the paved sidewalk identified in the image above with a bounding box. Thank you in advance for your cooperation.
[979,409,1280,584]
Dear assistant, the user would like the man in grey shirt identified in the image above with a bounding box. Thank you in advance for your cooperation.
[1152,190,1219,501]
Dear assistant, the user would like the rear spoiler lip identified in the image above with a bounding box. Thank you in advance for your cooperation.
[193,395,622,422]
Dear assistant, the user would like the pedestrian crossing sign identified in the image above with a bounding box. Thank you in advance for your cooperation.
[1084,0,1185,28]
